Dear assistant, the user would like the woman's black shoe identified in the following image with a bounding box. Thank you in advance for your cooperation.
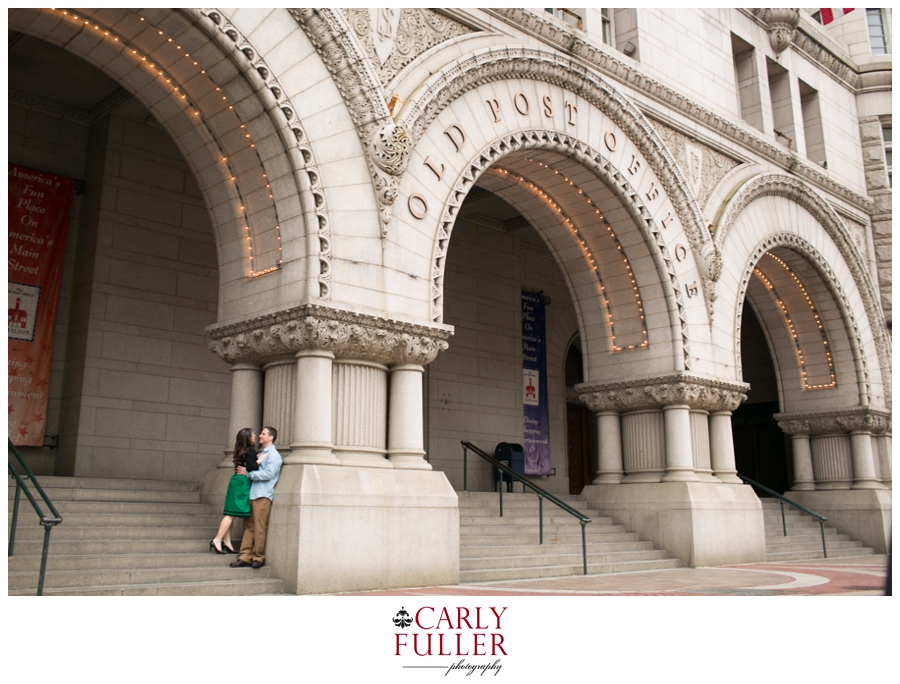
[223,544,238,554]
[209,540,225,554]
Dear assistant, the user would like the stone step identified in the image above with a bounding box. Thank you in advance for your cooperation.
[459,521,620,536]
[460,557,681,583]
[766,539,862,553]
[9,499,213,515]
[8,578,284,596]
[765,548,875,562]
[9,538,236,557]
[8,475,200,492]
[8,486,202,504]
[764,524,841,534]
[8,550,244,573]
[8,563,272,590]
[9,524,214,541]
[766,533,850,545]
[457,496,590,511]
[461,539,653,558]
[9,512,222,528]
[461,530,639,547]
[460,549,670,571]
[460,513,610,526]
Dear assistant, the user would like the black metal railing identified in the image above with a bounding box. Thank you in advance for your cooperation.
[738,473,828,558]
[8,439,63,595]
[461,441,592,574]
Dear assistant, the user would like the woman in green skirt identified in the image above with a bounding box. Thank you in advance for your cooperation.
[210,427,259,554]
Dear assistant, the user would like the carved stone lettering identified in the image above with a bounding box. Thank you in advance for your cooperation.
[408,193,429,219]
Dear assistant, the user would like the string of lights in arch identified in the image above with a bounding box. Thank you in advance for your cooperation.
[488,160,648,353]
[753,253,836,390]
[49,8,282,278]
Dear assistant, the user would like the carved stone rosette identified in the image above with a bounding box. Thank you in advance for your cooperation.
[578,375,749,412]
[207,305,452,366]
[775,408,892,436]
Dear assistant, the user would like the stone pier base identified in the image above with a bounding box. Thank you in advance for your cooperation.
[787,489,892,554]
[581,482,766,567]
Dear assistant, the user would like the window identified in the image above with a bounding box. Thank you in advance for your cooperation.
[731,33,763,132]
[600,8,613,45]
[799,80,825,165]
[883,122,892,187]
[867,9,892,54]
[545,8,584,31]
[767,58,795,149]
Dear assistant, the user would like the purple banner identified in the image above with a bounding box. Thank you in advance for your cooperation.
[522,291,551,475]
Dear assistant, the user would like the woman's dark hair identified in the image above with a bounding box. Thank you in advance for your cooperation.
[233,427,255,467]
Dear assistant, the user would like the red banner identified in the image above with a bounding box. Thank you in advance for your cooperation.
[8,164,74,446]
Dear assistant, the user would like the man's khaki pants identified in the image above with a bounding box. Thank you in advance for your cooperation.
[239,497,272,563]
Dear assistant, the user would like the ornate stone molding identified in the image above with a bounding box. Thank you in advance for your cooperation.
[577,375,749,412]
[752,9,800,55]
[206,305,452,366]
[717,176,890,405]
[201,9,333,299]
[776,408,891,436]
[291,8,404,235]
[343,8,476,88]
[486,9,873,212]
[429,129,691,371]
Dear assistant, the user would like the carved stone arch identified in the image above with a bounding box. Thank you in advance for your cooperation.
[716,174,890,406]
[291,8,409,234]
[734,234,873,408]
[430,129,691,373]
[195,8,332,300]
[399,46,719,291]
[8,8,320,310]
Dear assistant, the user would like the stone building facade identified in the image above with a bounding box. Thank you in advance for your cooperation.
[8,8,891,593]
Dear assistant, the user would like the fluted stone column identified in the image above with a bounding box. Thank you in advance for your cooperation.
[332,359,390,467]
[709,411,742,483]
[621,409,665,482]
[290,349,340,465]
[776,418,816,490]
[691,409,718,482]
[836,412,888,490]
[263,359,295,448]
[388,364,431,469]
[592,411,623,484]
[875,431,892,488]
[221,362,263,467]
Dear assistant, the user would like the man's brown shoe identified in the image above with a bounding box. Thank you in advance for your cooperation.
[230,559,251,568]
[251,560,264,569]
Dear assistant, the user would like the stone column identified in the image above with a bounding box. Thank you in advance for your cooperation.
[289,349,340,465]
[592,411,623,484]
[263,359,295,448]
[709,411,742,483]
[836,412,888,490]
[387,364,431,470]
[875,431,892,489]
[662,404,698,482]
[776,418,815,491]
[221,362,263,466]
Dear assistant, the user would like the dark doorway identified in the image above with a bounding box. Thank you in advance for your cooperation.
[564,339,594,494]
[735,303,792,493]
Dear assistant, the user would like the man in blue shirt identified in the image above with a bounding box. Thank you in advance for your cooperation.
[230,426,282,569]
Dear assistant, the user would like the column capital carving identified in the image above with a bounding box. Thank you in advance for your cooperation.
[207,305,452,366]
[578,375,748,412]
[753,9,800,55]
[775,407,892,436]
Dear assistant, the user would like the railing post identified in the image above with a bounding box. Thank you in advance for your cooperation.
[9,481,21,556]
[498,468,503,517]
[463,445,468,491]
[581,520,588,575]
[780,500,786,536]
[539,495,543,545]
[38,524,53,596]
[819,520,828,558]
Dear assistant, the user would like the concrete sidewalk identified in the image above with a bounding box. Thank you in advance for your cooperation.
[337,554,890,596]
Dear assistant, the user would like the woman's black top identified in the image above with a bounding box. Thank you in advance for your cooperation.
[240,449,260,472]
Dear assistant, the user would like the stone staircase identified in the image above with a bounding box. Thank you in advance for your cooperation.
[7,475,283,596]
[459,491,681,582]
[760,497,876,561]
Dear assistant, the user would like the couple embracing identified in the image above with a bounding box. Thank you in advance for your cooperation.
[210,426,282,569]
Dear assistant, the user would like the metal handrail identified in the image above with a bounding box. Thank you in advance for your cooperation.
[8,439,63,595]
[461,441,592,574]
[737,473,828,558]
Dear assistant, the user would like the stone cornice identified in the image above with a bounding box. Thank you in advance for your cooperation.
[776,407,891,435]
[206,305,452,366]
[577,375,749,412]
[485,8,874,213]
